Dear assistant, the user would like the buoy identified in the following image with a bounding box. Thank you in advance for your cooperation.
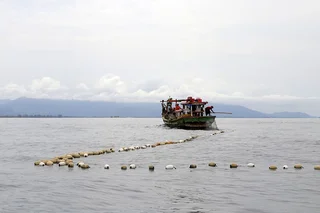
[129,164,136,169]
[149,165,154,171]
[46,161,54,166]
[118,148,124,152]
[39,162,45,166]
[105,150,111,153]
[40,160,49,164]
[104,164,110,169]
[77,162,84,167]
[88,152,94,155]
[66,154,73,159]
[294,164,303,169]
[68,162,74,168]
[84,153,88,157]
[165,165,176,170]
[208,162,217,167]
[189,164,197,169]
[247,163,255,167]
[151,145,156,148]
[121,165,127,170]
[230,163,238,168]
[141,146,147,149]
[66,160,73,166]
[34,161,40,166]
[57,159,65,164]
[59,162,66,167]
[145,144,151,147]
[269,165,277,170]
[283,165,288,169]
[93,151,99,155]
[110,148,115,152]
[314,165,320,170]
[81,164,90,169]
[51,158,59,164]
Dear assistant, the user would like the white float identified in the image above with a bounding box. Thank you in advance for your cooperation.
[59,162,66,166]
[129,164,136,169]
[165,165,176,170]
[77,162,85,167]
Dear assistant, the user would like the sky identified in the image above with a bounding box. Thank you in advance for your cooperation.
[0,0,320,115]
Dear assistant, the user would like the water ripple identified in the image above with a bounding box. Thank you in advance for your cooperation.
[0,118,319,213]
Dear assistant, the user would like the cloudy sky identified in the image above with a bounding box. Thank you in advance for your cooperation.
[1,0,320,115]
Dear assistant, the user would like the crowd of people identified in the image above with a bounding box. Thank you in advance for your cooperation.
[164,96,215,117]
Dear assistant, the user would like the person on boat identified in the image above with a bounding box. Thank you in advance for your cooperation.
[167,97,172,108]
[175,104,181,111]
[205,106,214,116]
[195,98,202,103]
[174,104,181,117]
[186,96,195,104]
[162,105,166,114]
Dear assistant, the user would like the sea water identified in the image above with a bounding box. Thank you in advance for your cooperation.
[0,118,319,213]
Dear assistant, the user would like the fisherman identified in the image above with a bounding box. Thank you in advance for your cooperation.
[205,106,214,116]
[162,105,166,114]
[175,103,181,111]
[200,106,204,116]
[167,97,172,108]
[174,103,181,116]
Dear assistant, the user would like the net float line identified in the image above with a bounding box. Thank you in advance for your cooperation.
[32,133,209,167]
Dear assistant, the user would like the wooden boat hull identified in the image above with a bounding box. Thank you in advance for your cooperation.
[162,115,218,130]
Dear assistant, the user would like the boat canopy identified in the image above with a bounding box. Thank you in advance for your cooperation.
[160,97,208,105]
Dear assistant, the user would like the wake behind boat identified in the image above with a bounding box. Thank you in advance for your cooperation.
[160,96,231,130]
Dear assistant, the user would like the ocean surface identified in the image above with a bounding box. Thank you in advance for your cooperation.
[0,118,319,213]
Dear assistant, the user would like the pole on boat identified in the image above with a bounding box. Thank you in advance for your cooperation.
[213,112,232,114]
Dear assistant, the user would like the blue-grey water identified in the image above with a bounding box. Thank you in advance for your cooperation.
[0,118,319,213]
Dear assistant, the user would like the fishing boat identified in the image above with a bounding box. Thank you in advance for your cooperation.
[160,96,231,130]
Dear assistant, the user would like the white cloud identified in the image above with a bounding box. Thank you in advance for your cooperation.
[95,74,127,94]
[0,74,320,115]
[1,74,319,102]
[3,83,27,93]
[0,83,27,99]
[29,77,66,92]
[76,83,90,91]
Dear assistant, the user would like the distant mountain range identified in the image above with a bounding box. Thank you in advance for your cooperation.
[0,97,316,118]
